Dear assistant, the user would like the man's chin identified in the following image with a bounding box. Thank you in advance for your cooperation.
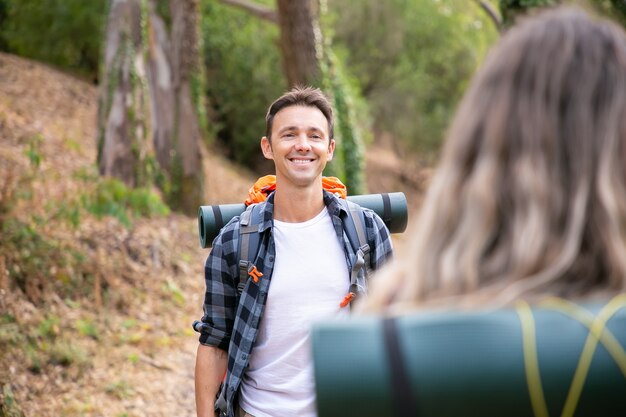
[282,173,323,188]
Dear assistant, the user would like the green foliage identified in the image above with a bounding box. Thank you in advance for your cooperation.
[154,0,172,31]
[610,0,626,22]
[322,50,367,194]
[588,0,626,26]
[1,217,84,298]
[46,199,82,229]
[24,133,43,169]
[81,178,170,228]
[1,384,25,417]
[501,0,556,6]
[0,1,8,51]
[46,339,88,367]
[201,0,286,171]
[1,136,40,220]
[0,0,107,80]
[163,279,185,307]
[0,141,89,302]
[127,352,140,364]
[500,0,558,26]
[319,0,368,194]
[1,313,90,380]
[38,315,61,339]
[1,162,166,309]
[329,0,498,152]
[0,315,20,346]
[75,319,99,340]
[105,379,134,400]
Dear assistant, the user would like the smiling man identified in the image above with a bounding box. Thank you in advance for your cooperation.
[194,87,393,417]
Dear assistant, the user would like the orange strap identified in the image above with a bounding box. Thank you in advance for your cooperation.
[244,175,347,206]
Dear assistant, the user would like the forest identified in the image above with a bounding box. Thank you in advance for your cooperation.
[1,0,625,416]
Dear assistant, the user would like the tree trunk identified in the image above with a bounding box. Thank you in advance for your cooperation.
[276,0,321,87]
[146,7,174,174]
[166,0,205,213]
[99,0,206,214]
[97,0,148,187]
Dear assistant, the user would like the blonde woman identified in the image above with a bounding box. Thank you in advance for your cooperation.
[363,7,626,313]
[312,8,626,417]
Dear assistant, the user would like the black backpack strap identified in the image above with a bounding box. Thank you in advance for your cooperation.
[237,204,263,294]
[383,317,418,417]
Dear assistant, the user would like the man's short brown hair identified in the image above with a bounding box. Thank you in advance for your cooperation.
[265,86,334,141]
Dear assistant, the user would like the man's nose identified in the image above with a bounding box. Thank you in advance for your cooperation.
[294,134,312,152]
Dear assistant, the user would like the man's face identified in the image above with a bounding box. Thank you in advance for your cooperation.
[261,105,335,189]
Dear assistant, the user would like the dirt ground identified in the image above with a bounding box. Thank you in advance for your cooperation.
[0,52,428,417]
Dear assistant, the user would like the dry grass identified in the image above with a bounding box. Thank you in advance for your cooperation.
[0,52,254,417]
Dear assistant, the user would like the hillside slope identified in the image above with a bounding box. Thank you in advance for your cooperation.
[0,52,425,417]
[0,51,256,417]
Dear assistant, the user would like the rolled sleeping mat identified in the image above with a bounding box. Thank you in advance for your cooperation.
[311,303,626,417]
[198,192,408,248]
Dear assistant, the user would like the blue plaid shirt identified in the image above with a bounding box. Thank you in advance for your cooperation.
[195,191,394,417]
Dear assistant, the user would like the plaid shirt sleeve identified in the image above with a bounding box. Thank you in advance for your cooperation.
[196,217,241,351]
[363,208,394,270]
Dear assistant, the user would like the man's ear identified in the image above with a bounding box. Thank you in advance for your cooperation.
[261,136,273,160]
[327,139,336,161]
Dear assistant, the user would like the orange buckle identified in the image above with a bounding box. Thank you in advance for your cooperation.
[339,292,356,308]
[248,265,263,283]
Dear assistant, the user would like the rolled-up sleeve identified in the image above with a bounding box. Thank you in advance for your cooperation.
[195,219,240,351]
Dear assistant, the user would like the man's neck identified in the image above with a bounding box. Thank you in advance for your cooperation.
[272,181,325,223]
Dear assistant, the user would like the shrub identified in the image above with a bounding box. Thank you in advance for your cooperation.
[0,0,107,81]
[81,178,170,228]
[329,0,498,152]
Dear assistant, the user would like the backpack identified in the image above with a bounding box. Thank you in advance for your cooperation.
[236,198,372,307]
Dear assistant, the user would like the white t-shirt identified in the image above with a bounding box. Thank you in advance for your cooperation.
[239,208,350,417]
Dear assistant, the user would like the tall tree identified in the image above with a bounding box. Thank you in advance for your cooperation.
[98,0,205,214]
[276,0,321,87]
[146,0,205,213]
[97,0,148,187]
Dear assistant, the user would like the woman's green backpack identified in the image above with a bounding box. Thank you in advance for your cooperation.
[312,296,626,417]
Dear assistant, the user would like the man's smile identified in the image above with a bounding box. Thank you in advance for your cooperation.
[288,157,316,164]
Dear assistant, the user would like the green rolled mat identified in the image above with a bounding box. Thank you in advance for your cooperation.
[198,192,408,248]
[312,302,626,417]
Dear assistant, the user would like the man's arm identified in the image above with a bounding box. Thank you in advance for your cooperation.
[195,344,228,417]
[193,218,240,417]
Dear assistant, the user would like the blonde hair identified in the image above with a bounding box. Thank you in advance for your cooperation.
[364,7,626,313]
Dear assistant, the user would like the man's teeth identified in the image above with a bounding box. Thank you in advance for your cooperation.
[291,159,312,164]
